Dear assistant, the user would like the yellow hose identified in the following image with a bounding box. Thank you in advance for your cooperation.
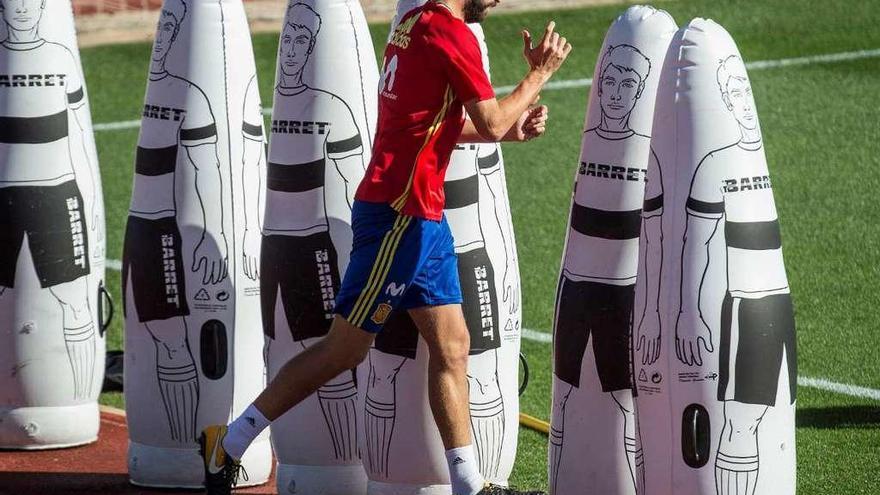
[519,412,550,435]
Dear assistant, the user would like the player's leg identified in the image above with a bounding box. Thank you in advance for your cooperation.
[467,350,504,480]
[610,389,641,490]
[457,247,505,480]
[409,303,485,495]
[715,401,767,495]
[223,315,374,459]
[144,316,199,443]
[548,383,571,493]
[548,276,591,491]
[364,348,409,478]
[313,344,360,461]
[364,311,417,478]
[48,277,97,401]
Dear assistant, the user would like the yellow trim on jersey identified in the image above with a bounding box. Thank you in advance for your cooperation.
[391,86,454,212]
[347,214,414,327]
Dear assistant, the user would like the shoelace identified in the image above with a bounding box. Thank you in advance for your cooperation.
[226,462,249,488]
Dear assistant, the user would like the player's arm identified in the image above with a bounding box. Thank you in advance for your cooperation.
[185,135,229,285]
[329,103,366,208]
[674,209,721,366]
[461,22,570,143]
[476,145,518,313]
[241,117,265,281]
[635,152,664,365]
[64,59,99,234]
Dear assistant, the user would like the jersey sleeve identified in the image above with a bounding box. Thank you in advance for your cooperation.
[432,27,494,104]
[242,77,264,142]
[686,151,725,219]
[326,95,364,160]
[642,147,664,218]
[181,83,218,146]
[62,48,85,109]
[477,143,502,175]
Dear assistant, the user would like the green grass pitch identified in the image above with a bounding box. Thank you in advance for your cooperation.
[82,0,879,492]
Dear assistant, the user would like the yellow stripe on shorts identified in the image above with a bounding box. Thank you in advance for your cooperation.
[348,214,413,327]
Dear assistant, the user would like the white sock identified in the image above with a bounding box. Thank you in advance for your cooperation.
[446,445,485,495]
[222,404,271,460]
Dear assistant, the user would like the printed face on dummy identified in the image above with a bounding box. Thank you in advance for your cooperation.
[280,23,313,78]
[598,65,643,121]
[724,75,758,131]
[463,0,499,23]
[0,0,44,34]
[153,11,179,63]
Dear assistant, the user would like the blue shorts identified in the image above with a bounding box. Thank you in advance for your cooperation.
[335,200,463,333]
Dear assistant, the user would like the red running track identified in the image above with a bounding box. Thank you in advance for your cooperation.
[0,408,276,495]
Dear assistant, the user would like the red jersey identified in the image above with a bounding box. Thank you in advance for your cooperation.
[355,2,495,220]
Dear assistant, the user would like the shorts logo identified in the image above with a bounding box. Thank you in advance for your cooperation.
[316,249,335,319]
[161,234,180,307]
[474,265,495,342]
[66,197,87,269]
[371,303,393,325]
[385,282,406,297]
[67,198,86,268]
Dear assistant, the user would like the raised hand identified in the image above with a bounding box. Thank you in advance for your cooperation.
[522,21,573,78]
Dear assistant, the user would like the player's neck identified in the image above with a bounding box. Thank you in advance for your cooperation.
[150,60,169,78]
[434,0,465,21]
[279,72,305,90]
[5,28,41,45]
[600,114,632,134]
[739,126,762,149]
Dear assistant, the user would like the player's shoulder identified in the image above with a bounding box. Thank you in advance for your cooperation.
[42,41,77,63]
[421,5,477,47]
[699,141,740,167]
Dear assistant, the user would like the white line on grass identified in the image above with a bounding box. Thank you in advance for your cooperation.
[92,47,880,132]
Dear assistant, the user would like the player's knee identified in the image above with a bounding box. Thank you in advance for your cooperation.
[428,331,469,373]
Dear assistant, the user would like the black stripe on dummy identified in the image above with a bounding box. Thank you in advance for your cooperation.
[67,87,85,105]
[686,197,725,216]
[478,148,500,171]
[444,174,479,210]
[136,146,178,176]
[242,121,263,138]
[643,194,663,214]
[67,88,85,105]
[570,203,641,240]
[267,159,326,192]
[725,220,782,250]
[180,123,217,142]
[327,134,363,155]
[0,111,68,144]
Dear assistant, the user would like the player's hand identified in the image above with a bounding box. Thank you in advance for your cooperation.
[506,105,548,142]
[522,21,572,79]
[636,309,661,366]
[242,229,260,281]
[674,310,714,366]
[192,232,229,285]
[501,265,519,314]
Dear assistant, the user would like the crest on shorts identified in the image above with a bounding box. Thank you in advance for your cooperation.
[371,302,393,325]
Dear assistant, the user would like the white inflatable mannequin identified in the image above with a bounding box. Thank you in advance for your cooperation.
[635,18,797,495]
[362,3,523,494]
[0,0,107,449]
[548,6,676,495]
[123,0,271,487]
[262,1,377,494]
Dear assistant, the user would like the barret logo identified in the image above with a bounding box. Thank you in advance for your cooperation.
[371,303,393,325]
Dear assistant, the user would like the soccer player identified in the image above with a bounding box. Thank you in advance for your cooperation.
[674,55,796,495]
[123,0,227,444]
[0,0,99,401]
[549,43,653,493]
[199,1,570,494]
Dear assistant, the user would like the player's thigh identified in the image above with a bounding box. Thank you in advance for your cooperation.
[409,304,470,362]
